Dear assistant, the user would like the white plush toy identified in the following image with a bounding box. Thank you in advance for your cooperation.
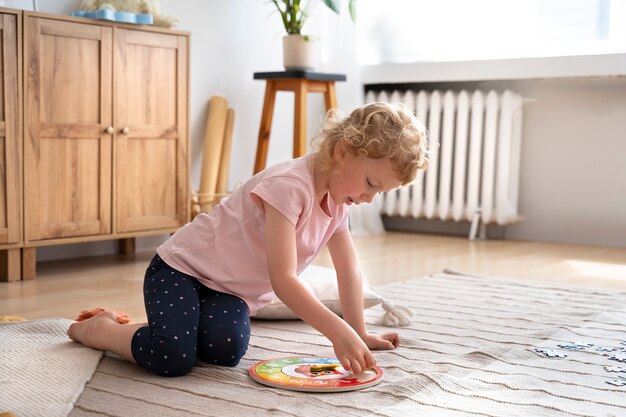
[79,0,178,28]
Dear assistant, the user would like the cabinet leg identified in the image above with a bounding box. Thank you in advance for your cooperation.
[22,248,37,281]
[119,238,136,254]
[0,249,22,282]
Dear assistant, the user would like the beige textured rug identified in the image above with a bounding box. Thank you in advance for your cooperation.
[0,318,103,417]
[66,270,626,417]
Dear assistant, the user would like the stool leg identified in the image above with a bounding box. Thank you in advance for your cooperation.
[254,81,277,174]
[293,80,308,158]
[324,81,337,111]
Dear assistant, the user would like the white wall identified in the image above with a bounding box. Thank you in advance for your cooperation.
[32,0,362,260]
[28,1,626,260]
[505,77,626,247]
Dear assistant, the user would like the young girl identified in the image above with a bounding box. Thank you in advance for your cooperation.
[68,102,428,377]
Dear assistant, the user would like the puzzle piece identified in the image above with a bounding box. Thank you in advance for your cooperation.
[608,353,626,363]
[604,366,626,373]
[606,379,626,387]
[596,346,617,352]
[534,348,567,358]
[556,341,595,350]
[571,341,594,347]
[558,343,587,350]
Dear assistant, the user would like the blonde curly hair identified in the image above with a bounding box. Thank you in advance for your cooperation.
[312,102,428,185]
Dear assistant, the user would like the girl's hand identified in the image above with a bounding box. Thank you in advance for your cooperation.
[331,328,376,375]
[361,332,401,351]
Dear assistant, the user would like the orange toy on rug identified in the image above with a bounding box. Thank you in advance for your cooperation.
[75,307,131,324]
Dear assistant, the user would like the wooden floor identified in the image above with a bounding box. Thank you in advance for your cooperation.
[1,232,625,321]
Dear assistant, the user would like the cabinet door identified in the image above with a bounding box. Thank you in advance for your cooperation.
[114,28,188,233]
[0,14,20,245]
[24,18,113,241]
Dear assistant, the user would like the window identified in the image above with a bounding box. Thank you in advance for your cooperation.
[357,0,624,64]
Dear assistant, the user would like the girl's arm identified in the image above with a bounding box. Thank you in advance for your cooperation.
[326,230,400,350]
[262,201,375,374]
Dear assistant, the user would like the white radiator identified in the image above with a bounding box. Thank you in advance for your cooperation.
[366,89,523,232]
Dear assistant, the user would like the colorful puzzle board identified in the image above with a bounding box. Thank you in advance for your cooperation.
[249,356,383,392]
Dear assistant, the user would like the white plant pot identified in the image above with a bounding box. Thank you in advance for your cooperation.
[282,34,319,70]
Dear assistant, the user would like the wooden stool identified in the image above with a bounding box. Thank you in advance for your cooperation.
[253,71,346,174]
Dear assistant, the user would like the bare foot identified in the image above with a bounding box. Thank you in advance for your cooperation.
[67,310,119,348]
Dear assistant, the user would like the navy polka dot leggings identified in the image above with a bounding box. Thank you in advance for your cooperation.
[131,255,251,377]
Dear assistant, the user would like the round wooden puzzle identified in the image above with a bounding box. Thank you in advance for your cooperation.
[249,356,383,392]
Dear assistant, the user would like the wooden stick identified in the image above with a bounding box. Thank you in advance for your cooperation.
[199,96,228,197]
[216,108,235,195]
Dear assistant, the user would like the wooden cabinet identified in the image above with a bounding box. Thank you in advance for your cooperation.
[114,28,188,233]
[24,17,113,241]
[0,10,189,281]
[25,15,188,242]
[0,12,20,246]
[0,11,21,281]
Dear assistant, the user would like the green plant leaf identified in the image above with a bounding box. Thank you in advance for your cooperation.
[270,0,356,34]
[322,0,341,14]
[348,0,357,22]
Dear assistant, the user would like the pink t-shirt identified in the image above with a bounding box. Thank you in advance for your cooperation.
[156,154,349,315]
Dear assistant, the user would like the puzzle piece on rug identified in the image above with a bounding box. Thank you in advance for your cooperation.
[596,346,618,352]
[533,339,626,389]
[608,353,626,363]
[558,343,588,350]
[533,348,567,358]
[606,377,626,387]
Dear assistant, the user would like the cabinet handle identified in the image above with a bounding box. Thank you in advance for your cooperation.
[105,126,114,135]
[121,126,130,135]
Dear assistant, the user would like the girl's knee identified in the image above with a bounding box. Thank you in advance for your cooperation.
[197,336,249,367]
[153,359,195,377]
[137,339,197,377]
[198,348,245,367]
[221,354,243,367]
[152,351,196,376]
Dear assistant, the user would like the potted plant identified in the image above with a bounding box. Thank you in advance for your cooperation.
[270,0,356,70]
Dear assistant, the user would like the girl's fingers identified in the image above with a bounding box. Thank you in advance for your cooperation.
[339,356,352,372]
[350,357,362,375]
[382,332,400,348]
[381,339,395,350]
[368,335,396,350]
[351,352,375,374]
